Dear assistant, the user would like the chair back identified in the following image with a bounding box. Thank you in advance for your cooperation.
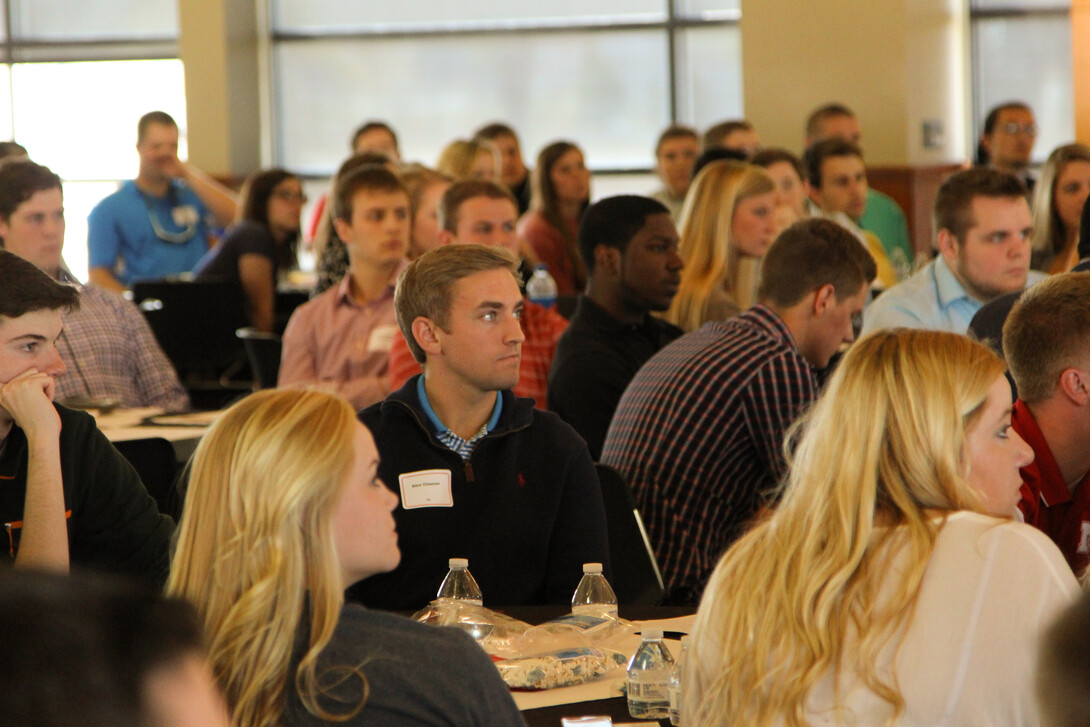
[236,327,282,389]
[595,463,666,605]
[112,437,182,521]
[133,279,248,380]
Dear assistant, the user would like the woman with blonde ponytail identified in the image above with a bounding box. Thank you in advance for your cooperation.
[166,389,524,727]
[684,329,1078,727]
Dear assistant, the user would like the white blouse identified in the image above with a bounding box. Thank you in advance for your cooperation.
[692,511,1080,727]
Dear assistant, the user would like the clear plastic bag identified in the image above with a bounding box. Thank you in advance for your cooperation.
[413,600,636,690]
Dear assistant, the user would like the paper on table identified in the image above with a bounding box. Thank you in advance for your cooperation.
[633,614,695,636]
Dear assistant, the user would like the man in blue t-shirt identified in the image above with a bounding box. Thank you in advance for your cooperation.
[87,111,237,292]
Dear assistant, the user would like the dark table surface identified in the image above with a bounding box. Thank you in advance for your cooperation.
[503,605,692,727]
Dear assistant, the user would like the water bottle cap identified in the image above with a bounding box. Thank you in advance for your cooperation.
[534,263,548,272]
[642,628,663,640]
[448,558,468,568]
[582,562,603,574]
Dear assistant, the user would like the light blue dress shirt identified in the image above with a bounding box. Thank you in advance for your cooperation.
[861,255,1044,336]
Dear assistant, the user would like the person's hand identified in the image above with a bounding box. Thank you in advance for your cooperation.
[0,369,60,442]
[157,154,188,180]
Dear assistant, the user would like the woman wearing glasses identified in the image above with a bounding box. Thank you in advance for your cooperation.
[166,389,525,727]
[684,330,1078,727]
[195,169,303,332]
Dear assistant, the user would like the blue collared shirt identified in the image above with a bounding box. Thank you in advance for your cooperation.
[861,255,1044,336]
[416,376,503,460]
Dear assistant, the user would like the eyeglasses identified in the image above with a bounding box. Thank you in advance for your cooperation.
[272,190,308,204]
[999,123,1037,137]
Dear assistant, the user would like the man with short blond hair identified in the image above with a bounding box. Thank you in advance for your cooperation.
[386,180,568,408]
[347,244,608,611]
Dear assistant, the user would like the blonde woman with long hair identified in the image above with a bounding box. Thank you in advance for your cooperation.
[663,160,776,331]
[684,330,1078,727]
[166,390,525,727]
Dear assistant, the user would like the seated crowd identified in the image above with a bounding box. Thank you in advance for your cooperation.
[2,98,1090,727]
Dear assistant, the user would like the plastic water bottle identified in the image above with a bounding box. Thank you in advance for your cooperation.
[571,562,618,617]
[667,635,689,725]
[526,263,558,308]
[627,628,674,720]
[436,558,483,606]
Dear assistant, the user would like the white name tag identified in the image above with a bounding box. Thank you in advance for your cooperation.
[1079,520,1090,555]
[399,469,454,509]
[368,324,399,353]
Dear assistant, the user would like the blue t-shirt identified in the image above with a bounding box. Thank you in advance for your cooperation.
[87,179,211,286]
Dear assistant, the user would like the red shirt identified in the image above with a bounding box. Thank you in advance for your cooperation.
[386,300,568,410]
[1013,399,1090,574]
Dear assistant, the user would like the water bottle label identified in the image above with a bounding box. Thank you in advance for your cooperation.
[628,678,669,702]
[532,295,557,309]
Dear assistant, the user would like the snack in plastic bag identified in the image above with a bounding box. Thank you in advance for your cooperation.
[494,647,629,690]
[413,600,637,689]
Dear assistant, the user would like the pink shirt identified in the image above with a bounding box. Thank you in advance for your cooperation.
[279,268,402,409]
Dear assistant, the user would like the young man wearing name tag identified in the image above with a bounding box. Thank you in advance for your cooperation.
[279,166,408,410]
[346,244,610,611]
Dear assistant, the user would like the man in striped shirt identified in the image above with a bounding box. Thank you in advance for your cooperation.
[601,218,876,605]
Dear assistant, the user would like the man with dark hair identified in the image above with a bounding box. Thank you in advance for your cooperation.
[87,110,238,292]
[0,249,173,580]
[350,120,400,160]
[1003,272,1090,575]
[805,102,913,275]
[279,166,408,409]
[474,122,532,214]
[0,159,188,410]
[650,124,699,221]
[348,243,609,611]
[803,138,897,287]
[862,167,1041,335]
[386,179,568,409]
[0,570,228,727]
[548,195,683,459]
[977,101,1037,191]
[602,219,875,604]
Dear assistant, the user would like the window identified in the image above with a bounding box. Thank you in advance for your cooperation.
[268,1,743,179]
[970,0,1073,164]
[0,0,185,281]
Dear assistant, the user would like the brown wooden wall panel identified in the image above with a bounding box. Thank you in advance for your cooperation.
[867,163,965,259]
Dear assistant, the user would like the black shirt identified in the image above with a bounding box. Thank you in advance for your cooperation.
[547,296,682,460]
